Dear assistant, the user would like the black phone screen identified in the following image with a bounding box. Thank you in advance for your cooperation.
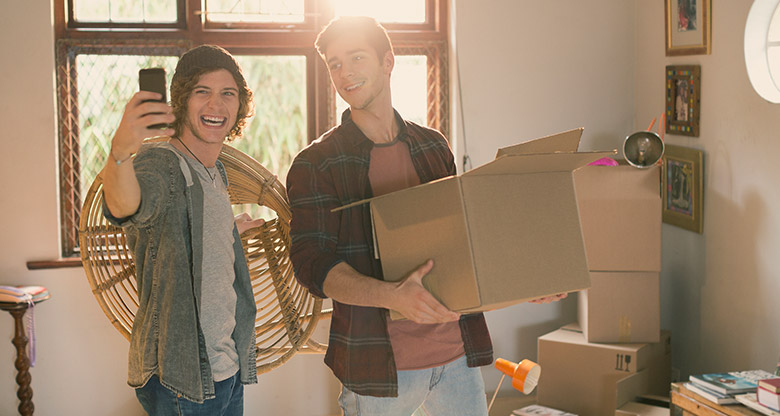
[138,68,168,129]
[138,68,167,103]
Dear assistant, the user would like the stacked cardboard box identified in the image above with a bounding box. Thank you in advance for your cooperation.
[535,129,667,415]
[574,163,661,343]
[537,325,671,416]
[497,128,662,341]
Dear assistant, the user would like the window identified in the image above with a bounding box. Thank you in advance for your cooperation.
[54,0,449,257]
[745,0,780,103]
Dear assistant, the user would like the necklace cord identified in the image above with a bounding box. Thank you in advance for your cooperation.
[176,138,216,183]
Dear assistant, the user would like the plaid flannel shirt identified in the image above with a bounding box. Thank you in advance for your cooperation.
[287,110,493,397]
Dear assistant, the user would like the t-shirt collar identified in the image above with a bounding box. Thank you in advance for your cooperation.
[340,108,409,149]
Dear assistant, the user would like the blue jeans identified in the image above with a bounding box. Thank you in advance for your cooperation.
[136,373,243,416]
[338,355,488,416]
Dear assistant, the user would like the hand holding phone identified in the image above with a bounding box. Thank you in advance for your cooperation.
[138,68,169,129]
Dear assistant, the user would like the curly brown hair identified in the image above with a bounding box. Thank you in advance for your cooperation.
[169,58,254,142]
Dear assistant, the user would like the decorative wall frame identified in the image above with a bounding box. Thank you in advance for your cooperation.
[662,144,703,233]
[665,0,711,56]
[665,65,701,137]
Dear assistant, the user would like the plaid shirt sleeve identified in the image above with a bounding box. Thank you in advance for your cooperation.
[286,147,346,299]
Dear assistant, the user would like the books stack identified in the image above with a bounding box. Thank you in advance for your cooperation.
[734,378,780,415]
[735,392,780,416]
[512,404,576,415]
[686,370,780,409]
[758,379,780,411]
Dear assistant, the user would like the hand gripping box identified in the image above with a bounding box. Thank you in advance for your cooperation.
[338,128,613,316]
[537,325,672,416]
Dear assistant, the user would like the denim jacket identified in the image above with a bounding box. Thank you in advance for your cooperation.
[103,142,257,403]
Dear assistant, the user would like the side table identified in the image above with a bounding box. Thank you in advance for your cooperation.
[0,287,50,416]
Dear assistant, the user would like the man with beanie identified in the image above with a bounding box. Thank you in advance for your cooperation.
[101,44,261,415]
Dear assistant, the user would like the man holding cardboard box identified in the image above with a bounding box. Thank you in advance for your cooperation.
[286,16,494,415]
[288,16,568,415]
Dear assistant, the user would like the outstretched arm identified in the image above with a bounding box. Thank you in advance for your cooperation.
[101,91,174,218]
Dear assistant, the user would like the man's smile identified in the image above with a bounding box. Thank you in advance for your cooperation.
[345,81,365,91]
[201,115,227,127]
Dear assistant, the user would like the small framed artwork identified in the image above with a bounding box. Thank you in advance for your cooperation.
[665,0,711,56]
[665,65,701,137]
[662,144,703,233]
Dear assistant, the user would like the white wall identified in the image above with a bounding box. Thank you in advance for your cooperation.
[452,0,636,164]
[635,1,780,377]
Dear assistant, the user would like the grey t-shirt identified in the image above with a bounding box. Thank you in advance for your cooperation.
[174,144,239,382]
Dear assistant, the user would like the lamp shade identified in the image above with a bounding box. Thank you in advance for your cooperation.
[494,358,541,394]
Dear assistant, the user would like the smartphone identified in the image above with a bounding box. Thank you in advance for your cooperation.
[138,68,168,129]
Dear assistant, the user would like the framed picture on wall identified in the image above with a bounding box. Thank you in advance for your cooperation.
[665,0,711,56]
[662,144,703,233]
[665,65,701,137]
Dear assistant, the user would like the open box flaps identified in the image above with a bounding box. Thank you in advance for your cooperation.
[334,128,616,316]
[495,127,582,157]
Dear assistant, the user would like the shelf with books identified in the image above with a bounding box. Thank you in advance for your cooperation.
[671,382,765,416]
[689,370,779,395]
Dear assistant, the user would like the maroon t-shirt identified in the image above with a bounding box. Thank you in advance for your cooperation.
[368,138,465,370]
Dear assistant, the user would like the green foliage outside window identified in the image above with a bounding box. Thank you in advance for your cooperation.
[77,54,307,222]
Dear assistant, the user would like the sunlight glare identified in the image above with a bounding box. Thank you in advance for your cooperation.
[336,55,428,126]
[333,0,425,23]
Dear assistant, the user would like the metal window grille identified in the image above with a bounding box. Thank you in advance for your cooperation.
[55,39,190,256]
[56,0,449,258]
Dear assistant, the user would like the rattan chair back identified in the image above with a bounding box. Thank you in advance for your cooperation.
[79,141,326,375]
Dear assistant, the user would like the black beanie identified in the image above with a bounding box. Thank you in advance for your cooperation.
[173,45,246,86]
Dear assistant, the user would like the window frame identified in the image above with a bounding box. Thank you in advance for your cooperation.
[52,0,449,258]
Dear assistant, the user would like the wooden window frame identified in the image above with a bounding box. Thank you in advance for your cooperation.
[48,0,449,261]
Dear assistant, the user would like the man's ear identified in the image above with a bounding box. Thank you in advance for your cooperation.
[383,50,395,75]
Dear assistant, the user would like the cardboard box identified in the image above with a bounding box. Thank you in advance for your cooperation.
[500,130,661,272]
[340,129,614,315]
[578,272,660,343]
[573,164,661,272]
[537,325,671,416]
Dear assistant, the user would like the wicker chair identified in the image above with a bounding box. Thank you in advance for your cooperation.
[79,141,327,375]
